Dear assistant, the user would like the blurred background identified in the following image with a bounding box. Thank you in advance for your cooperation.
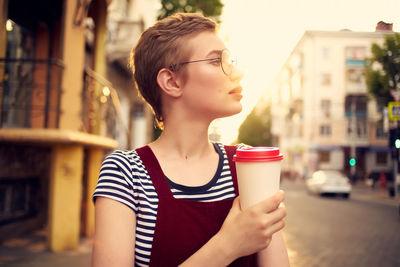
[0,0,399,266]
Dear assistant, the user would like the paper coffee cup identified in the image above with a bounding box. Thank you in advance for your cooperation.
[233,147,283,210]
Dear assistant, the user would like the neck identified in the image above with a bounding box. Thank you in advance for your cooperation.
[151,118,215,160]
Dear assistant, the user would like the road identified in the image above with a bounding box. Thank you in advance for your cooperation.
[1,180,399,266]
[281,180,400,267]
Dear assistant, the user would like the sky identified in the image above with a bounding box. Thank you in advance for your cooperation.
[215,0,400,144]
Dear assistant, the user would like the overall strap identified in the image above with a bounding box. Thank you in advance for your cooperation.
[224,145,239,196]
[136,146,173,198]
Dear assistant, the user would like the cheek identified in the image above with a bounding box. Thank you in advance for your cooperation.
[183,65,229,101]
[193,68,226,91]
[193,63,223,80]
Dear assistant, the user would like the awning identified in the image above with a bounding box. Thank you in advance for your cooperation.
[367,146,391,152]
[315,146,343,151]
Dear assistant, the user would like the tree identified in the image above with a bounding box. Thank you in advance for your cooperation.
[365,33,400,106]
[158,0,224,20]
[237,106,272,147]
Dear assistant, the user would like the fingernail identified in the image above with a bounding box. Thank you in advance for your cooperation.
[277,190,285,202]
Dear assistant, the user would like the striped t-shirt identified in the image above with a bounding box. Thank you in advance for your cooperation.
[93,143,247,267]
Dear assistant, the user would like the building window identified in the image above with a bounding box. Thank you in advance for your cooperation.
[345,95,367,117]
[376,103,384,114]
[376,127,386,139]
[345,68,365,93]
[321,99,331,117]
[321,47,330,60]
[376,152,387,165]
[346,68,364,83]
[321,73,331,85]
[376,120,387,139]
[3,21,35,128]
[0,178,40,225]
[133,102,144,118]
[356,120,367,137]
[320,125,331,136]
[347,119,367,137]
[319,151,330,163]
[345,47,366,66]
[345,95,367,138]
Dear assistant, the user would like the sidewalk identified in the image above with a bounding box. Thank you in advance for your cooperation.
[0,229,92,266]
[282,178,400,207]
[350,182,400,207]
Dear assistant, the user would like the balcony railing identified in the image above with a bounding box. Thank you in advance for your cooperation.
[0,59,127,141]
[346,118,368,141]
[107,19,144,62]
[0,58,64,128]
[82,67,128,140]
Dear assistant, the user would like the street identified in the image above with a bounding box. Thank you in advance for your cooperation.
[1,180,399,267]
[282,180,400,267]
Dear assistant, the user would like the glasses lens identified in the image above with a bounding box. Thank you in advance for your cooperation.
[221,50,236,76]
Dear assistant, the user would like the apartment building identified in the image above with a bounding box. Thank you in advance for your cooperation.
[269,24,394,182]
[105,0,157,149]
[0,0,156,252]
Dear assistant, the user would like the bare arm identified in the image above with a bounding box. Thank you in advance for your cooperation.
[257,231,290,267]
[91,197,136,267]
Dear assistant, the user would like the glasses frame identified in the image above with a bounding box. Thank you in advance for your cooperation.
[168,49,236,76]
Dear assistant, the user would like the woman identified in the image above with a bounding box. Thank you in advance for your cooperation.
[92,13,289,267]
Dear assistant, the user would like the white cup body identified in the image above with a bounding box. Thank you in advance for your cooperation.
[235,160,282,210]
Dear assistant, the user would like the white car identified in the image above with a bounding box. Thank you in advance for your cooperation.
[306,170,352,198]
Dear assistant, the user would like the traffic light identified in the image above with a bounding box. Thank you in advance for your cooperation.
[389,128,400,158]
[349,157,356,166]
[389,128,400,149]
[395,138,400,149]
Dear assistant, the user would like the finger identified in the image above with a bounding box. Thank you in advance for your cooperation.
[229,196,242,215]
[263,206,287,226]
[263,208,286,233]
[265,219,286,237]
[254,190,285,213]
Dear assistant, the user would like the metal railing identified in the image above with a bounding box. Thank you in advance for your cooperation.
[0,58,64,128]
[106,19,144,62]
[82,67,129,140]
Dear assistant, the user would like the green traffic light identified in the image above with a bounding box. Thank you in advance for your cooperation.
[349,158,356,166]
[395,139,400,149]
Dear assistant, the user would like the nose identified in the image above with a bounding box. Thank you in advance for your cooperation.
[229,64,244,82]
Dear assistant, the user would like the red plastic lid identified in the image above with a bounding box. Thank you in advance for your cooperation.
[233,147,283,162]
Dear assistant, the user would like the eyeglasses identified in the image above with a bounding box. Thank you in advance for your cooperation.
[168,49,237,76]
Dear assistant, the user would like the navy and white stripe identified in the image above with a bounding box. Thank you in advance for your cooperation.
[93,143,248,267]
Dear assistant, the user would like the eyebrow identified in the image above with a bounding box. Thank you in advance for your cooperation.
[206,49,223,58]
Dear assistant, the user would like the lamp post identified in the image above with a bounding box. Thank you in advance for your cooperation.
[395,85,399,197]
[389,82,400,197]
[387,53,400,197]
[350,99,356,180]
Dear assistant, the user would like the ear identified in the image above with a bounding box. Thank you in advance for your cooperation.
[157,68,182,98]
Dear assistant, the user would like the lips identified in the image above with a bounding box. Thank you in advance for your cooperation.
[229,86,243,95]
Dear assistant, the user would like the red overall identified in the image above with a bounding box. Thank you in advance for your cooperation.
[136,145,258,267]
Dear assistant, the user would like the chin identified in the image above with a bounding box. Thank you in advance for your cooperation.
[217,104,242,118]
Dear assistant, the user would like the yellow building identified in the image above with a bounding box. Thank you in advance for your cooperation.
[0,0,124,252]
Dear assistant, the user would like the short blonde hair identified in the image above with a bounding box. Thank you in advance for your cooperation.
[130,13,217,128]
